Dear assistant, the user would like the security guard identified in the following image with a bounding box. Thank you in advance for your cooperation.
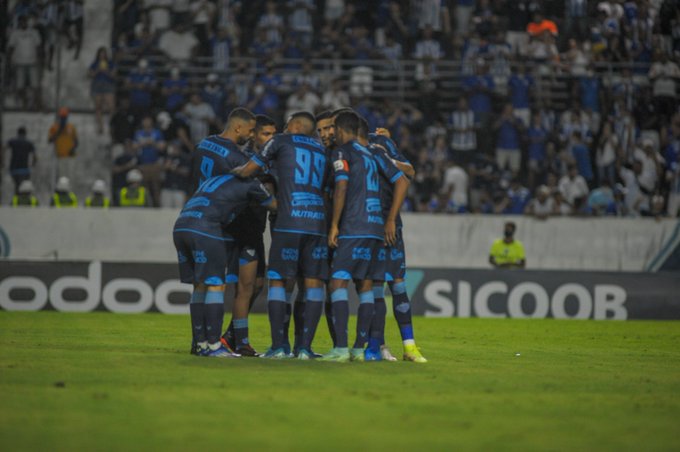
[12,180,39,207]
[489,221,526,269]
[51,176,78,208]
[119,169,148,207]
[85,179,110,208]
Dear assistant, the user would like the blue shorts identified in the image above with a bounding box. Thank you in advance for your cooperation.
[385,229,406,282]
[331,237,385,281]
[226,236,266,283]
[267,231,329,281]
[173,229,234,286]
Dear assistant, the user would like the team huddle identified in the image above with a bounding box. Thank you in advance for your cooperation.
[172,107,426,363]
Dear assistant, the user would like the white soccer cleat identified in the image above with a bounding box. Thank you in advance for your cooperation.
[380,345,398,362]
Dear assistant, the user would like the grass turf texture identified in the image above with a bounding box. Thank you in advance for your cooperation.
[1,312,679,451]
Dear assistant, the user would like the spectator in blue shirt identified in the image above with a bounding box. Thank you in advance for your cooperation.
[527,112,548,189]
[162,66,189,113]
[579,68,601,113]
[497,178,531,214]
[126,58,156,119]
[464,61,495,123]
[133,116,166,207]
[201,73,227,122]
[508,65,534,126]
[494,104,524,174]
[569,130,594,184]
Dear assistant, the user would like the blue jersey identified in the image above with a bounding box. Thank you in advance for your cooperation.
[252,134,328,236]
[368,134,410,229]
[368,133,411,165]
[332,140,404,240]
[174,175,273,239]
[191,135,249,193]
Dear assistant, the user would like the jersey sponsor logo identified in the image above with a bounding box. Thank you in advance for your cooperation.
[312,246,329,260]
[292,192,324,207]
[368,215,384,225]
[390,248,404,260]
[179,211,203,219]
[291,210,325,220]
[193,250,207,264]
[185,196,211,209]
[366,198,382,213]
[281,248,299,261]
[177,251,188,263]
[198,140,230,157]
[351,247,372,261]
[378,248,386,261]
[292,134,324,150]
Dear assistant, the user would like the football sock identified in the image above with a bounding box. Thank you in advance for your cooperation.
[330,288,349,348]
[369,285,386,351]
[268,286,288,349]
[282,290,293,346]
[353,290,375,349]
[190,290,206,343]
[233,318,249,347]
[325,298,336,346]
[301,287,325,349]
[204,291,224,344]
[293,290,306,351]
[390,281,415,343]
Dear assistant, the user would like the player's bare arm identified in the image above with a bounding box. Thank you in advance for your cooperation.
[329,179,347,249]
[385,175,409,246]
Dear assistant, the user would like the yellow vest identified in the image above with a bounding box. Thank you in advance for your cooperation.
[490,239,526,266]
[12,195,38,207]
[85,196,110,208]
[52,192,78,208]
[120,186,146,207]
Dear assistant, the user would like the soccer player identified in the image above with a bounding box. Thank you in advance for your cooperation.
[221,114,277,356]
[173,174,276,357]
[232,111,330,359]
[364,125,427,363]
[321,111,409,362]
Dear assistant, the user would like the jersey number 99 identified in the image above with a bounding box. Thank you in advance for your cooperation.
[295,147,325,189]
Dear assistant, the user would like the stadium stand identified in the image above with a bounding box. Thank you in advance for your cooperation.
[2,0,680,217]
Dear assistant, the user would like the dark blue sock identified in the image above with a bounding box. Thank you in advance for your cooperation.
[330,288,349,348]
[390,281,414,341]
[233,318,249,347]
[325,298,336,346]
[204,291,224,344]
[190,290,206,343]
[353,290,375,349]
[301,287,325,349]
[282,290,293,346]
[369,285,386,351]
[268,286,288,349]
[293,291,305,351]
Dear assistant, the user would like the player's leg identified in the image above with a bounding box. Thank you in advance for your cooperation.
[319,277,351,362]
[220,242,239,351]
[173,230,204,355]
[351,278,375,361]
[231,257,259,356]
[292,276,306,355]
[282,278,296,355]
[297,277,325,359]
[366,281,386,361]
[262,279,290,358]
[389,276,426,363]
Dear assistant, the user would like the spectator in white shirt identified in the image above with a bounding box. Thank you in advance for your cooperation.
[321,79,350,111]
[7,17,42,109]
[285,84,320,120]
[449,97,476,153]
[618,160,649,216]
[442,160,469,213]
[525,185,554,219]
[648,52,680,123]
[559,164,589,208]
[257,1,284,45]
[633,138,665,194]
[158,22,199,62]
[183,93,216,144]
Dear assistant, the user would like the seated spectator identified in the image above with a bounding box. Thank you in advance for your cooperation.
[618,160,649,216]
[441,160,469,213]
[183,92,217,144]
[126,59,156,118]
[160,143,191,208]
[496,178,531,214]
[494,104,523,174]
[156,111,193,152]
[633,138,664,194]
[246,81,280,118]
[85,180,110,208]
[527,31,559,74]
[120,169,150,207]
[88,47,117,134]
[12,180,39,207]
[586,181,616,216]
[562,38,590,77]
[145,0,172,33]
[158,21,198,62]
[569,131,594,184]
[7,126,37,194]
[559,164,589,210]
[553,190,573,216]
[7,16,42,109]
[51,177,78,208]
[467,154,500,211]
[133,116,166,207]
[162,66,189,113]
[526,11,558,38]
[525,185,554,219]
[128,23,157,57]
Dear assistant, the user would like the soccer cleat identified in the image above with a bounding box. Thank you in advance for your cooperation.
[403,344,428,363]
[260,347,291,359]
[190,341,200,355]
[319,347,350,362]
[205,345,241,358]
[296,348,316,360]
[350,348,365,362]
[380,345,398,362]
[282,342,294,357]
[234,344,260,357]
[364,347,382,361]
[220,335,236,354]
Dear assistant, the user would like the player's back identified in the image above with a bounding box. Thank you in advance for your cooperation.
[256,133,328,236]
[175,175,272,236]
[368,135,409,229]
[191,135,249,192]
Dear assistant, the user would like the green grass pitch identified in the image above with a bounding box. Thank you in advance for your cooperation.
[1,312,679,451]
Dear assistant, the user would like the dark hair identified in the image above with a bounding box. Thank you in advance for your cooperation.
[255,114,276,130]
[289,111,316,134]
[334,111,360,135]
[504,221,516,232]
[315,110,333,122]
[18,127,27,136]
[227,107,255,124]
[331,108,354,118]
[357,116,369,139]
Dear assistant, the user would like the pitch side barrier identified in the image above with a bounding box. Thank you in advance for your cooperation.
[1,261,678,320]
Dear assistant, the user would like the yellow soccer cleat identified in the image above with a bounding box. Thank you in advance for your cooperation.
[403,344,427,363]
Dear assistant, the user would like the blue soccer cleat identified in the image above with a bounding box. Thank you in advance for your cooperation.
[364,347,383,361]
[319,347,350,362]
[260,347,291,359]
[296,348,316,360]
[205,344,240,358]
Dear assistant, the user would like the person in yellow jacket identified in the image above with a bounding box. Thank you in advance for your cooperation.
[489,221,526,269]
[119,169,149,207]
[50,176,78,207]
[12,180,39,207]
[85,179,110,208]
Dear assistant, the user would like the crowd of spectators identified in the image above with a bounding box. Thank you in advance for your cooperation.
[5,0,680,216]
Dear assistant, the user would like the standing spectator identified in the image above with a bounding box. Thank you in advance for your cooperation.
[64,0,84,59]
[7,127,37,193]
[190,0,216,52]
[88,47,117,134]
[162,66,189,113]
[527,113,548,189]
[11,180,39,207]
[503,0,536,55]
[112,144,138,206]
[156,111,193,152]
[201,73,227,122]
[569,131,594,184]
[257,1,284,46]
[449,97,476,158]
[48,108,78,182]
[110,98,136,147]
[7,17,42,109]
[287,0,315,48]
[183,93,217,144]
[441,160,469,213]
[665,122,680,217]
[158,22,199,62]
[126,59,156,119]
[595,120,619,186]
[295,61,321,91]
[454,0,475,37]
[50,177,78,208]
[633,138,664,194]
[160,143,191,208]
[559,164,590,209]
[463,60,495,152]
[618,160,649,216]
[489,222,526,269]
[85,180,111,208]
[133,116,166,207]
[564,0,589,41]
[417,0,451,34]
[211,27,232,75]
[494,104,523,174]
[508,64,534,126]
[579,67,602,115]
[648,52,680,124]
[37,0,60,71]
[145,0,173,33]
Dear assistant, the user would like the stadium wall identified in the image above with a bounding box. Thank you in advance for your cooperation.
[0,208,678,271]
